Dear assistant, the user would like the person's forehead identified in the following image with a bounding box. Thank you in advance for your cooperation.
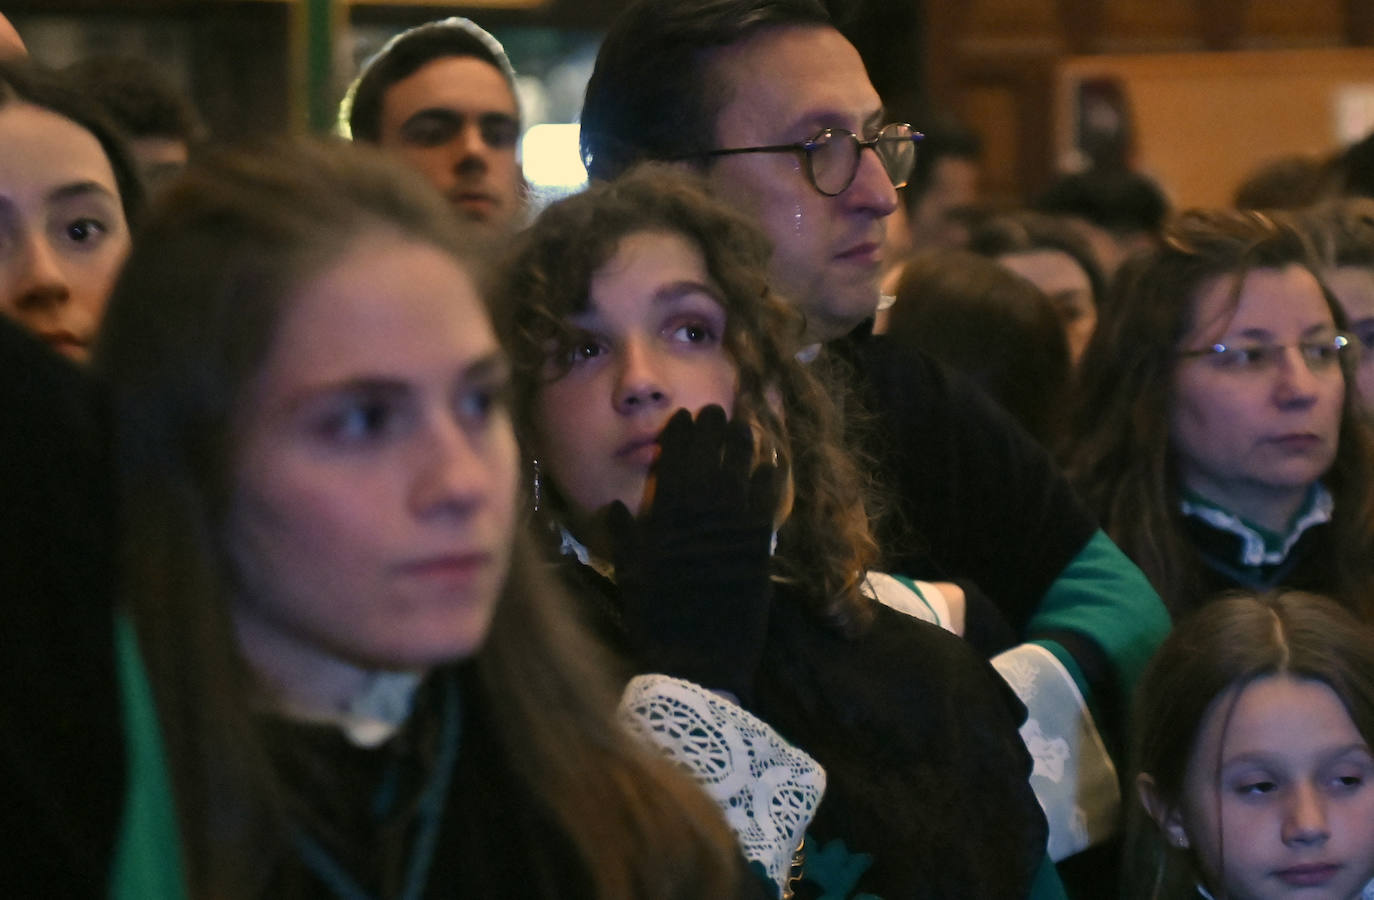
[380,55,517,126]
[0,103,121,199]
[705,24,883,140]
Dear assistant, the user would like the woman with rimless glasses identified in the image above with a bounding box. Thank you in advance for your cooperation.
[1064,209,1374,619]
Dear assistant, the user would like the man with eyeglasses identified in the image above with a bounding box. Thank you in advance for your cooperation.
[340,18,525,230]
[581,0,1171,885]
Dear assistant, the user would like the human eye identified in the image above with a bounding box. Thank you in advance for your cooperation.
[1210,344,1271,370]
[566,333,608,365]
[314,394,404,446]
[1301,335,1348,366]
[401,114,460,147]
[669,319,718,346]
[1232,777,1279,797]
[479,114,519,149]
[456,377,511,426]
[52,214,112,251]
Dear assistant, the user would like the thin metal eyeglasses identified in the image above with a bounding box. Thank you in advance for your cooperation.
[679,123,923,197]
[1176,332,1356,373]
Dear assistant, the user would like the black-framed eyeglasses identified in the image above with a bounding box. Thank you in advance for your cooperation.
[679,123,923,197]
[1176,332,1357,374]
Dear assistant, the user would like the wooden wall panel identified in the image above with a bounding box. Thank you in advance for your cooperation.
[1056,49,1374,208]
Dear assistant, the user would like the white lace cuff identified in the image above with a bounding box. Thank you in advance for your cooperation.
[618,674,825,894]
[992,643,1121,860]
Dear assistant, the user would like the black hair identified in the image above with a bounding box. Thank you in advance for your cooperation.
[1034,168,1169,237]
[0,58,144,229]
[62,54,205,144]
[579,0,830,181]
[343,19,515,144]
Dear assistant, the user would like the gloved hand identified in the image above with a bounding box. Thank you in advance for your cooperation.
[605,405,782,704]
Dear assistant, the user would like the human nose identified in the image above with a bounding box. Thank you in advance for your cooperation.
[612,339,669,414]
[1272,346,1322,408]
[843,142,899,218]
[409,416,489,518]
[1281,783,1330,846]
[453,124,491,172]
[5,233,70,312]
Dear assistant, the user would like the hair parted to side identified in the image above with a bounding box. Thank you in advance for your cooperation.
[340,17,518,143]
[95,138,744,898]
[579,0,830,182]
[1125,590,1374,899]
[1063,208,1374,618]
[495,164,879,634]
[0,57,144,229]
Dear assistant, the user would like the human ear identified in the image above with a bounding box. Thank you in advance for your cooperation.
[1137,773,1190,849]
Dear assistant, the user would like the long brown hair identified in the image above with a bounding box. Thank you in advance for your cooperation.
[1063,208,1374,618]
[495,164,878,633]
[94,138,744,897]
[1125,590,1374,898]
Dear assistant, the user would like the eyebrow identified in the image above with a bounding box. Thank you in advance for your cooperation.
[1227,322,1339,342]
[403,108,517,127]
[285,351,510,411]
[47,180,120,205]
[786,104,887,137]
[1223,742,1373,768]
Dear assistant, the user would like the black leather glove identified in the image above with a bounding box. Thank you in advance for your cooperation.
[605,405,781,704]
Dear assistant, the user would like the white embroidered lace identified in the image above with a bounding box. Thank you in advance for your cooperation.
[618,674,825,893]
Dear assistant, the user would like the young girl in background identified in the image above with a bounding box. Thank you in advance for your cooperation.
[1129,591,1374,899]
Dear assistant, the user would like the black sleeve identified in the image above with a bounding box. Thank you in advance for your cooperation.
[837,332,1098,636]
[0,319,125,898]
[753,600,1048,899]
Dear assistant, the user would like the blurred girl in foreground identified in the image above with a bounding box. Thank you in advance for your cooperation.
[95,139,754,898]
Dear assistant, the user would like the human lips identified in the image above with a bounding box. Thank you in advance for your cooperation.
[1272,862,1342,888]
[834,240,883,266]
[614,434,661,467]
[39,330,89,359]
[394,552,494,587]
[1265,432,1326,453]
[446,190,498,221]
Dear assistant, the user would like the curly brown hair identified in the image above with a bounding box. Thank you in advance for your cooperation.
[1063,208,1374,618]
[494,165,878,633]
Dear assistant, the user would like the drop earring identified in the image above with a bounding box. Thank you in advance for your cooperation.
[531,458,543,511]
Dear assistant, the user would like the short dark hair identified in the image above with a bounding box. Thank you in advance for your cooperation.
[579,0,830,182]
[1034,168,1169,237]
[901,119,982,214]
[62,54,205,144]
[0,58,144,229]
[342,18,516,143]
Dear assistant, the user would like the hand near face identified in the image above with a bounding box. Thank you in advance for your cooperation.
[605,405,782,703]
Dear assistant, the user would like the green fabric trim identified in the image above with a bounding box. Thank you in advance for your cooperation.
[1027,530,1170,715]
[111,614,187,899]
[888,572,939,626]
[1032,853,1070,900]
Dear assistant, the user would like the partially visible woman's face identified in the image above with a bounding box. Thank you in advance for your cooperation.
[996,248,1096,364]
[0,102,130,360]
[227,235,519,688]
[1170,264,1345,531]
[532,228,738,534]
[1324,265,1374,411]
[1175,675,1374,900]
